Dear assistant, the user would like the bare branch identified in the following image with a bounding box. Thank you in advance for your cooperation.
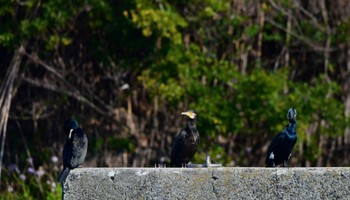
[21,77,113,117]
[319,0,331,82]
[23,51,115,114]
[265,17,335,52]
[22,51,70,86]
[268,0,327,32]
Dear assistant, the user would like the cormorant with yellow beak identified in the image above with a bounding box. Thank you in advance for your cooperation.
[170,110,199,167]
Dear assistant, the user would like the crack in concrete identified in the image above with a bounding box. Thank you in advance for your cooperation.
[211,170,219,199]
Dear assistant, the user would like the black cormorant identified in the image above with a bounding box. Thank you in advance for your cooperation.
[57,119,88,183]
[265,107,297,167]
[170,110,200,167]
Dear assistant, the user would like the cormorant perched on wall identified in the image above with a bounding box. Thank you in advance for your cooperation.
[170,110,199,167]
[265,107,297,167]
[57,119,88,183]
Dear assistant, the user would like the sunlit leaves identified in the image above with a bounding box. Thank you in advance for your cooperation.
[127,1,187,43]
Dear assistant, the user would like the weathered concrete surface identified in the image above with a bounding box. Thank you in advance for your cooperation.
[63,167,350,200]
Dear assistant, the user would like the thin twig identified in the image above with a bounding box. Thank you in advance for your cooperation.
[265,17,335,52]
[22,51,71,87]
[22,77,112,116]
[23,52,115,114]
[268,0,327,32]
[15,120,43,193]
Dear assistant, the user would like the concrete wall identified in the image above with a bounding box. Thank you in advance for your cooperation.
[63,167,350,199]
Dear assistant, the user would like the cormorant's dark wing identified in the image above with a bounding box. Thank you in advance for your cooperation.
[170,130,186,166]
[62,139,73,168]
[268,131,286,152]
[187,136,199,163]
[288,134,297,160]
[71,128,88,168]
[292,135,297,147]
[265,130,286,166]
[59,139,73,183]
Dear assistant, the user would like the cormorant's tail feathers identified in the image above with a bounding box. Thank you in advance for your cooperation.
[57,168,70,183]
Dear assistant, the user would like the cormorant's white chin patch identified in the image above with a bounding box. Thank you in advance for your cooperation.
[69,129,73,139]
[269,152,275,160]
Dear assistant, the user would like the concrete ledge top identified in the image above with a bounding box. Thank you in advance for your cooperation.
[63,167,350,200]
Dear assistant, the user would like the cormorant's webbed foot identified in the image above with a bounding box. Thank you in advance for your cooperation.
[282,160,289,167]
[265,162,275,168]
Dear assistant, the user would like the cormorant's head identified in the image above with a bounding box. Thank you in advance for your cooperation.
[181,110,197,120]
[64,119,79,138]
[287,107,297,121]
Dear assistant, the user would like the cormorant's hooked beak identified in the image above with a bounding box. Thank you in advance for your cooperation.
[69,129,73,139]
[181,111,197,119]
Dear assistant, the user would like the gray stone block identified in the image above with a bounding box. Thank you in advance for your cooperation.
[63,167,350,200]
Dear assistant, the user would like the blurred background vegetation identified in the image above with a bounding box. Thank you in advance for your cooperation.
[1,0,350,199]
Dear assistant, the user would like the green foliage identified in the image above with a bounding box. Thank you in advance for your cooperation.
[334,20,350,43]
[140,43,347,164]
[107,137,136,152]
[1,154,62,199]
[128,0,187,43]
[245,24,260,38]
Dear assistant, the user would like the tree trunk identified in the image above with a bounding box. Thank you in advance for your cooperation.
[343,46,350,160]
[0,44,26,184]
[256,2,265,68]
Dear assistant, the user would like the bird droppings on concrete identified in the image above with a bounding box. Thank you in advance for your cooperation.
[172,170,183,174]
[276,168,291,176]
[107,171,117,182]
[107,171,115,178]
[63,168,350,200]
[136,170,150,176]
